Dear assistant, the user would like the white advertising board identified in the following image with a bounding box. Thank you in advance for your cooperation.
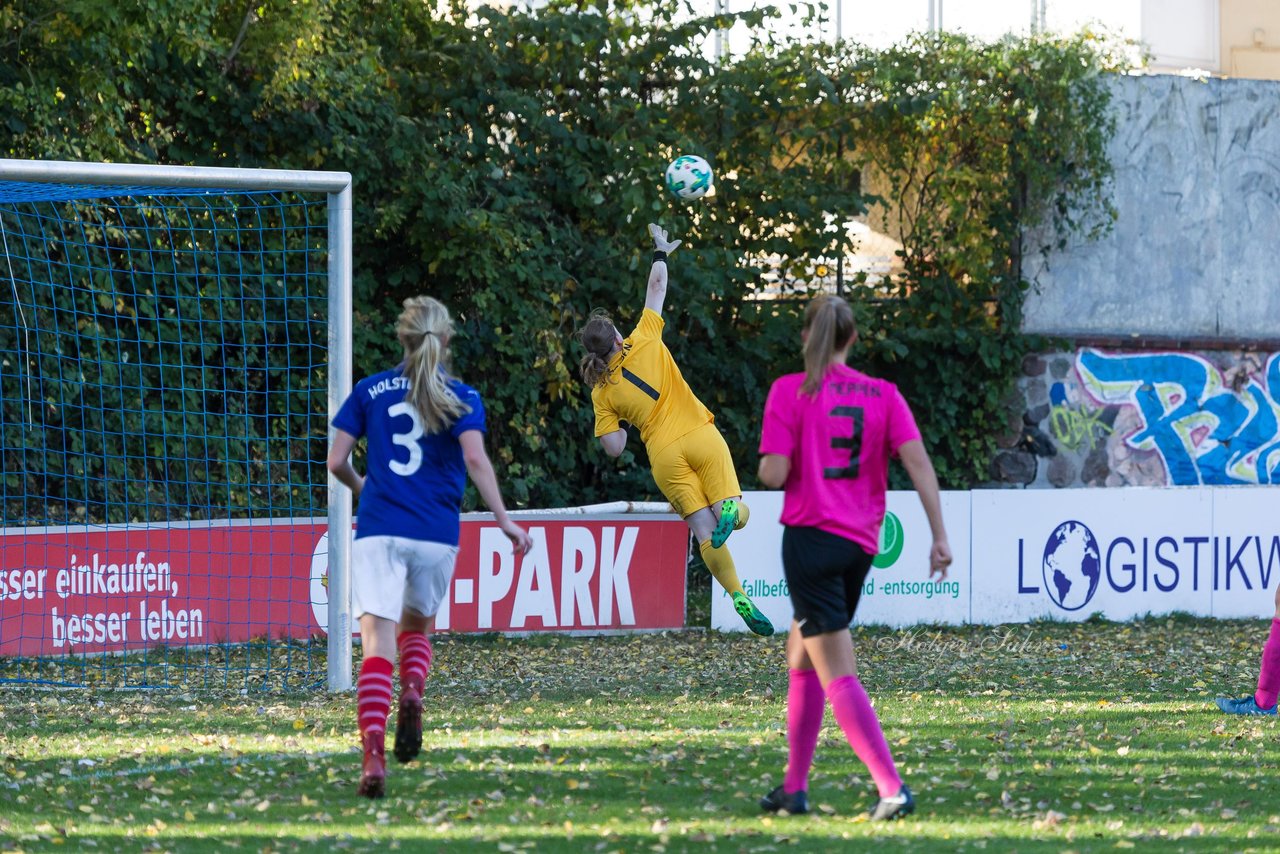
[714,486,1279,631]
[1205,487,1280,619]
[970,487,1213,623]
[711,490,972,632]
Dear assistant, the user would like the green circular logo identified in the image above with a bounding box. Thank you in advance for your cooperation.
[872,512,904,568]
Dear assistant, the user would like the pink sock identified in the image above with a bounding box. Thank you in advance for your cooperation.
[397,631,433,695]
[356,656,394,736]
[783,669,825,794]
[1255,618,1280,710]
[826,674,902,798]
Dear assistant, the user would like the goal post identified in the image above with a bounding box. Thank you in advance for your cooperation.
[0,159,353,691]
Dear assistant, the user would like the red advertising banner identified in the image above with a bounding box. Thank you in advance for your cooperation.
[0,520,325,658]
[0,515,688,657]
[436,516,689,633]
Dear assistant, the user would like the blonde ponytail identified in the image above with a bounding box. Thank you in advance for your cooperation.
[800,295,856,397]
[396,296,470,433]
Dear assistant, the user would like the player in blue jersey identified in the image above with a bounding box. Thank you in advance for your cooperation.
[327,296,533,799]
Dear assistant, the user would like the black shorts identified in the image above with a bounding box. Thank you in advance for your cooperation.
[782,526,874,638]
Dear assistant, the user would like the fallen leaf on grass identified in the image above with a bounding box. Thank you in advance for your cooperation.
[1032,810,1066,829]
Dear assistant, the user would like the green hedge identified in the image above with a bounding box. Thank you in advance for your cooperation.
[0,194,328,524]
[1,1,1122,519]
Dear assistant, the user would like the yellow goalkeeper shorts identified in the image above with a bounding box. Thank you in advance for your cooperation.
[648,422,742,519]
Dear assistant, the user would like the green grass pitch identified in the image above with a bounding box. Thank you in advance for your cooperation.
[3,618,1279,852]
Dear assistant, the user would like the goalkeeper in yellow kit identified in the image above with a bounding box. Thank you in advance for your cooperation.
[575,224,773,636]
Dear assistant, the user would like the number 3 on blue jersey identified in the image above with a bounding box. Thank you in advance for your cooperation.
[823,405,864,479]
[387,401,424,476]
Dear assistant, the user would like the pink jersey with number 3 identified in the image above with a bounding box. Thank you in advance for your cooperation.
[759,364,921,553]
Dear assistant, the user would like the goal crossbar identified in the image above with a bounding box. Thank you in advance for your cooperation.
[0,158,351,194]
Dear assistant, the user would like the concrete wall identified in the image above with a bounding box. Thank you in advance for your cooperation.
[1022,73,1280,341]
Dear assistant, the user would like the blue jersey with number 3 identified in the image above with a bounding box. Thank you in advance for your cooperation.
[333,366,486,545]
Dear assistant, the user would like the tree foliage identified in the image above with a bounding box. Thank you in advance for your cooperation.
[827,31,1127,486]
[1,0,1121,516]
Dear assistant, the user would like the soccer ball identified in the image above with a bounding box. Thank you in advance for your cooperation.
[665,155,714,201]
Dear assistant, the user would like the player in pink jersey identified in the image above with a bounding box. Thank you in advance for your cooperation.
[756,294,952,821]
[1214,584,1280,716]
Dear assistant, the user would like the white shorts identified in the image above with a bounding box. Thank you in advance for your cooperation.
[351,535,459,622]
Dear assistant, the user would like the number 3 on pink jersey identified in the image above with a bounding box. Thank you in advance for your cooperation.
[823,405,864,480]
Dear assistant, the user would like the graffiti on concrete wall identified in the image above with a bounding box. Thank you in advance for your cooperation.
[995,349,1280,489]
[1047,384,1113,452]
[1076,350,1280,486]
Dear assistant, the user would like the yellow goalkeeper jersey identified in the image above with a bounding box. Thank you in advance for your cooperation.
[591,308,713,454]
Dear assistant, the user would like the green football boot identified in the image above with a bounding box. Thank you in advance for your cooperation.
[711,499,743,549]
[732,591,774,637]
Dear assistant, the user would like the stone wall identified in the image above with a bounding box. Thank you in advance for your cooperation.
[989,348,1280,488]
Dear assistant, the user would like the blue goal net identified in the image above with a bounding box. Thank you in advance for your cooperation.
[0,178,336,691]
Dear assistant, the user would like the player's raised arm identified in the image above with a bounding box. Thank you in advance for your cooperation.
[644,223,682,316]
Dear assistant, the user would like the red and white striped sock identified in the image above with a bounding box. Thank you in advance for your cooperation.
[397,631,433,696]
[356,656,394,736]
